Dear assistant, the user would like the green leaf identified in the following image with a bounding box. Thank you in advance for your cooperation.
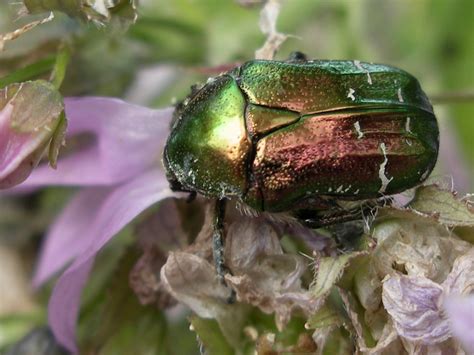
[189,316,234,355]
[0,57,56,90]
[310,251,367,299]
[409,185,474,227]
[48,111,67,168]
[306,302,343,330]
[0,312,45,351]
[321,326,353,355]
[308,289,355,354]
[339,288,376,350]
[50,45,72,90]
[353,258,381,312]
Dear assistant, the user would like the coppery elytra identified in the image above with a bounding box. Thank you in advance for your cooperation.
[163,51,439,300]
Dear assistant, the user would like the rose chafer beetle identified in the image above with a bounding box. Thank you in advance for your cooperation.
[163,52,439,291]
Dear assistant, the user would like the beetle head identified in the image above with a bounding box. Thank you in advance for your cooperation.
[164,74,250,199]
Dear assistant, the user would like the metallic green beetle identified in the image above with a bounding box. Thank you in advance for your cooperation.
[163,52,439,289]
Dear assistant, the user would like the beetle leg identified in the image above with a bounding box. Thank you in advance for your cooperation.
[212,198,226,283]
[212,199,236,303]
[298,208,364,229]
[297,197,391,229]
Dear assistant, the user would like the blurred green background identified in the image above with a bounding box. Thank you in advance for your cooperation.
[0,0,473,353]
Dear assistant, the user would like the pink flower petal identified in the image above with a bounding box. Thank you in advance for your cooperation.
[32,188,113,287]
[47,169,177,353]
[19,97,173,187]
[444,295,474,353]
[0,103,51,188]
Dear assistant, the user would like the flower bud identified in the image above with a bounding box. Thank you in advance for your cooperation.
[0,81,66,189]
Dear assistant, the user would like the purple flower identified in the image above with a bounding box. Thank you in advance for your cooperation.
[11,96,178,353]
[382,249,474,349]
[382,274,451,344]
[444,296,474,354]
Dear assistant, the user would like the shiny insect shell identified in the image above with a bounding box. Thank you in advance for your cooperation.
[163,56,439,225]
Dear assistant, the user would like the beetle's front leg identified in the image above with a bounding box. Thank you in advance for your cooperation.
[296,197,392,229]
[212,199,226,284]
[297,208,364,228]
[212,199,236,303]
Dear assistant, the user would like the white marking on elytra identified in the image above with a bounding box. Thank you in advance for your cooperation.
[354,121,364,139]
[354,60,373,84]
[397,88,404,103]
[347,88,356,101]
[336,185,344,193]
[378,143,393,194]
[344,184,352,192]
[405,116,412,134]
[328,187,332,192]
[354,189,360,194]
